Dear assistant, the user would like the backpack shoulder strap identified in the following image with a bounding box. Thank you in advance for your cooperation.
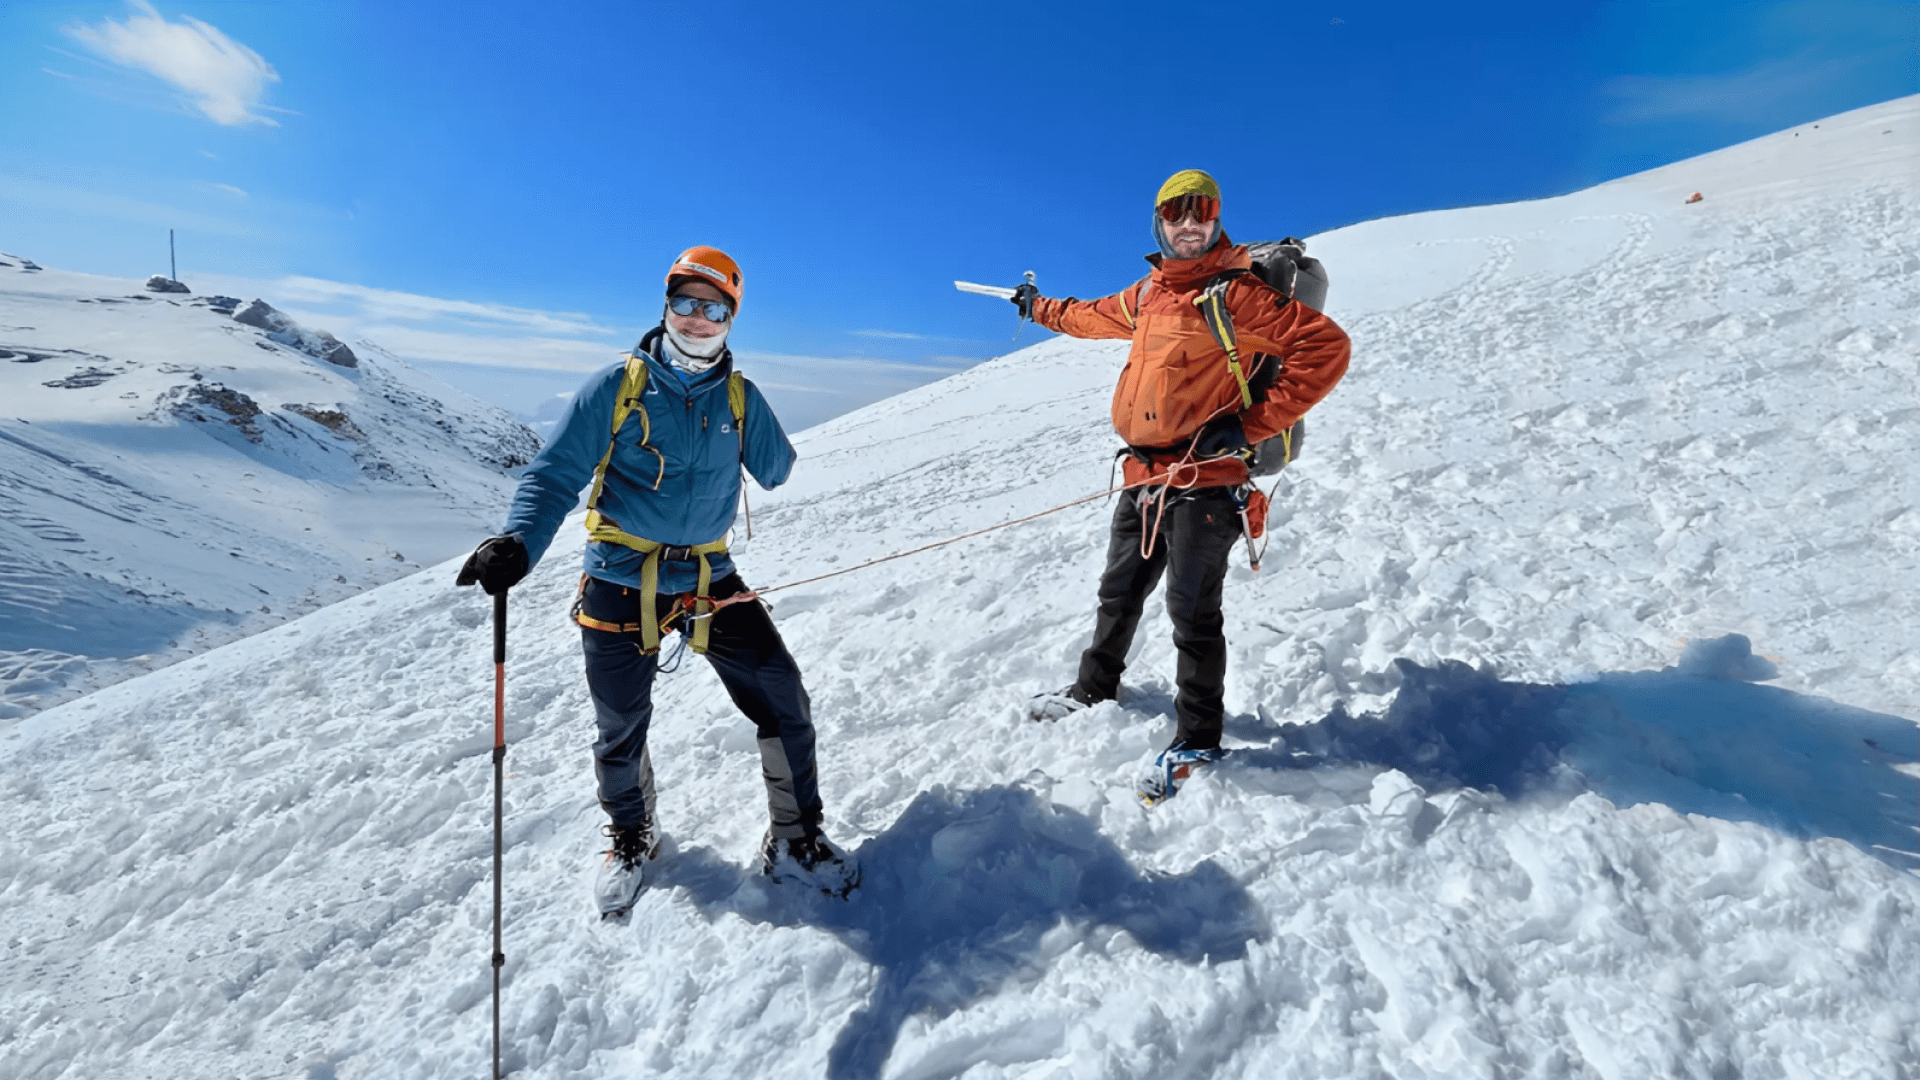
[585,356,662,522]
[614,354,649,438]
[1193,273,1254,410]
[725,370,747,456]
[1115,276,1152,330]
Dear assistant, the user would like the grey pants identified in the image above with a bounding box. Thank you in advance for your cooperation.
[579,573,823,838]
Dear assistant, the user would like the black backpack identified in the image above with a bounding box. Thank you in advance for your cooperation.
[1243,238,1329,314]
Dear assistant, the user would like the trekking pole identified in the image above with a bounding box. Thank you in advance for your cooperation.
[490,590,507,1080]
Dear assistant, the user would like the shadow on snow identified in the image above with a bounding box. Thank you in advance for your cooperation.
[657,786,1265,1080]
[1236,634,1919,872]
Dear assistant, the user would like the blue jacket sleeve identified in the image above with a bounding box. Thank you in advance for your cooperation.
[502,363,623,568]
[741,378,797,490]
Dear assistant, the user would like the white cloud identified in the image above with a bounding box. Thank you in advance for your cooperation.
[851,328,990,345]
[0,171,264,238]
[270,276,615,337]
[66,1,280,127]
[348,326,625,374]
[212,183,247,198]
[732,351,976,430]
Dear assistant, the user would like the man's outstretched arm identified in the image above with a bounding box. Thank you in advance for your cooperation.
[1031,286,1138,341]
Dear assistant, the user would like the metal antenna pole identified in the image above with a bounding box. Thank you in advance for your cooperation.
[170,230,176,282]
[491,591,507,1079]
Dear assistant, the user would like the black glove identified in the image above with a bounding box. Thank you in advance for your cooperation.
[1010,283,1039,321]
[1193,415,1250,459]
[456,534,529,595]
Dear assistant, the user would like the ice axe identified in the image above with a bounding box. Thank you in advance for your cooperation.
[955,271,1037,340]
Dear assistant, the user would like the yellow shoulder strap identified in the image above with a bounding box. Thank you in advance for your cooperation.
[1117,277,1148,330]
[1194,278,1254,410]
[584,355,658,530]
[726,371,746,447]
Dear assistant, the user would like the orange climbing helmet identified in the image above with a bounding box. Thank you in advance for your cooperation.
[664,246,744,312]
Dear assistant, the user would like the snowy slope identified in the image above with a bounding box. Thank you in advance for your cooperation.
[0,263,541,721]
[2,96,1917,1080]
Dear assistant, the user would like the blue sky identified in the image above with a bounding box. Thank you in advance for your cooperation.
[3,0,1914,430]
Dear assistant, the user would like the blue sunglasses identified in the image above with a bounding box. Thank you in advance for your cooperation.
[668,294,733,323]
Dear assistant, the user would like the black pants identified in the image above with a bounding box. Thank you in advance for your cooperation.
[1074,486,1243,749]
[579,573,823,838]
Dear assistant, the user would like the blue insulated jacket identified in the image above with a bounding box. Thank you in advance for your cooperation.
[502,328,796,594]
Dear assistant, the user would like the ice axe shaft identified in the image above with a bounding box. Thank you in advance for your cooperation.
[955,272,1037,340]
[954,280,1017,299]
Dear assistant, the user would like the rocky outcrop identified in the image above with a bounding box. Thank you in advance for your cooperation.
[145,275,191,294]
[192,295,242,315]
[232,300,358,368]
[231,299,289,332]
[284,403,366,440]
[158,382,263,441]
[42,368,118,389]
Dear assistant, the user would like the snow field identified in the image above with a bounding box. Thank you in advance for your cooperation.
[2,96,1918,1079]
[0,263,536,720]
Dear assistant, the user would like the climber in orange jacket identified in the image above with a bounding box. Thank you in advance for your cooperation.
[1021,169,1351,804]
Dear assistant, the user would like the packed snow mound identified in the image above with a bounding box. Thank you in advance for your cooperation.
[0,261,542,720]
[1,97,1917,1080]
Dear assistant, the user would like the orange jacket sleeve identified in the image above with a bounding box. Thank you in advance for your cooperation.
[1228,279,1351,443]
[1031,286,1138,340]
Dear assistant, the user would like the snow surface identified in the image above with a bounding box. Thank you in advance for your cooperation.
[0,267,540,721]
[2,97,1917,1080]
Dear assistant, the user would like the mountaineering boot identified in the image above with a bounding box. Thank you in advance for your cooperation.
[1136,740,1227,808]
[760,827,860,898]
[595,819,661,919]
[1025,684,1101,722]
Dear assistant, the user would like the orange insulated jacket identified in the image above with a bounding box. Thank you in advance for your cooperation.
[1032,237,1351,488]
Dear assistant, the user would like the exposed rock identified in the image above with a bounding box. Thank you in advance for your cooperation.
[308,330,358,369]
[284,403,367,440]
[145,275,191,294]
[232,299,291,332]
[192,295,242,315]
[4,345,110,365]
[232,300,357,368]
[43,368,118,389]
[157,382,263,441]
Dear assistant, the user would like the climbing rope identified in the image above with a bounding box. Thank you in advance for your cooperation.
[650,412,1272,646]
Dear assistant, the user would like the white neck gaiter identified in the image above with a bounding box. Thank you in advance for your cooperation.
[660,311,729,374]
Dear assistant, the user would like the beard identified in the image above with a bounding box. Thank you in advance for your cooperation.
[1152,215,1222,260]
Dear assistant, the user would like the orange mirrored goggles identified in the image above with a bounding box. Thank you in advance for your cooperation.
[1157,193,1220,224]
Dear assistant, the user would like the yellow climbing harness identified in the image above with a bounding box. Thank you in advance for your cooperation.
[578,353,747,655]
